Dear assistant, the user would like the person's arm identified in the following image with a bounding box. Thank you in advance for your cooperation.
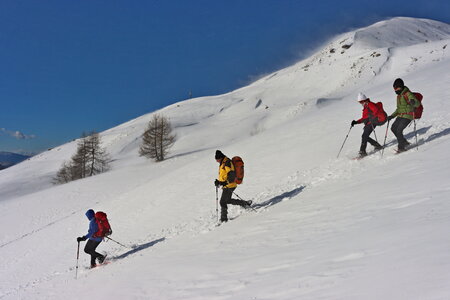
[405,92,419,109]
[85,220,98,239]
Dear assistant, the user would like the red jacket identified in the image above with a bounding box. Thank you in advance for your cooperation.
[357,101,386,125]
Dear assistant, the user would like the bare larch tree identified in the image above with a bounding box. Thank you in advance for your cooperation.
[54,131,110,184]
[139,114,176,162]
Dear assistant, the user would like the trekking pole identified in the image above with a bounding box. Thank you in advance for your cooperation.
[370,122,379,145]
[337,125,353,158]
[233,191,257,212]
[381,119,391,158]
[215,186,219,223]
[233,191,245,201]
[370,122,383,157]
[75,241,80,279]
[413,113,419,150]
[105,236,129,248]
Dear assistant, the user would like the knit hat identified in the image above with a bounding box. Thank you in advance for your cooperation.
[215,150,225,160]
[393,78,404,89]
[357,92,368,102]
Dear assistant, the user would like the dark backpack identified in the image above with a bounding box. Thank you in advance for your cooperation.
[231,156,244,184]
[404,92,423,119]
[93,211,112,238]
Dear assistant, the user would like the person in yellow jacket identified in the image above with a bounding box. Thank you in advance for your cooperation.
[214,150,251,222]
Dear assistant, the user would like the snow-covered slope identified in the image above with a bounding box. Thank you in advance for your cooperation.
[1,17,450,300]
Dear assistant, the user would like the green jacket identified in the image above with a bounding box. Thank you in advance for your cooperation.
[390,86,420,120]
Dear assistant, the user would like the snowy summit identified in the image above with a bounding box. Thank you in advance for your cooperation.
[1,17,450,300]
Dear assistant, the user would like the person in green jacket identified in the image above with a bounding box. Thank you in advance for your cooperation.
[387,78,420,152]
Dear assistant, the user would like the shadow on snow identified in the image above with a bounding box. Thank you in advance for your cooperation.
[383,125,450,147]
[252,186,306,209]
[422,126,450,144]
[111,238,165,260]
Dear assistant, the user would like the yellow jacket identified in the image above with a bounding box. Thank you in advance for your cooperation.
[218,157,237,189]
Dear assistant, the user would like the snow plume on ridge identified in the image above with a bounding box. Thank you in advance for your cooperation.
[348,17,450,51]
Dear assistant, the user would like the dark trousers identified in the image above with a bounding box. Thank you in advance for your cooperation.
[360,123,381,152]
[391,117,411,149]
[84,239,103,266]
[220,188,248,221]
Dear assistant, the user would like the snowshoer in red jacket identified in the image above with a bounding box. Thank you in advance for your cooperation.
[351,93,386,157]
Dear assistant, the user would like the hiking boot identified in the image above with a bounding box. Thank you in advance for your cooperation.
[396,147,407,153]
[90,264,97,269]
[398,142,409,152]
[220,218,228,223]
[358,150,368,158]
[98,254,107,264]
[374,144,383,151]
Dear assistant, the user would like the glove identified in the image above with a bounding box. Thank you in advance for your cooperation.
[77,236,87,242]
[351,120,358,127]
[387,115,395,121]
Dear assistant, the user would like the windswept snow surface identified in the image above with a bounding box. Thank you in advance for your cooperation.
[1,17,450,300]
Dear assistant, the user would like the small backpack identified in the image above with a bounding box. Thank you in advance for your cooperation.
[231,156,244,184]
[404,92,423,119]
[375,102,388,125]
[93,211,112,238]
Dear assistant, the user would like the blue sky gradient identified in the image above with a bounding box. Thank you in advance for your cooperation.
[1,0,449,153]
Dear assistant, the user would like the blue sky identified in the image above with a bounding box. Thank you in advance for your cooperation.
[1,0,449,154]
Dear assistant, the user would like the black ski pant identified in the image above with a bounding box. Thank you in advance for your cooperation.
[360,123,381,152]
[84,239,103,267]
[391,117,411,150]
[220,187,248,221]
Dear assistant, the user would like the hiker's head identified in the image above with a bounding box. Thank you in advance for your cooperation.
[215,150,225,162]
[357,92,369,106]
[393,78,404,94]
[85,209,95,220]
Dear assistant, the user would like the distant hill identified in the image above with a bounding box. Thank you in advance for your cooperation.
[0,152,31,169]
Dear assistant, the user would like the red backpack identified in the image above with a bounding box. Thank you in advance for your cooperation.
[404,92,423,119]
[231,156,244,185]
[93,211,112,238]
[374,102,387,124]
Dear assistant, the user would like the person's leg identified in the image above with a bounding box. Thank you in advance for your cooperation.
[392,118,411,149]
[228,197,251,207]
[366,122,382,149]
[219,188,234,222]
[84,240,102,267]
[360,124,374,154]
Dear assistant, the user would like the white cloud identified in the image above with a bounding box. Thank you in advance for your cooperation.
[0,128,36,139]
